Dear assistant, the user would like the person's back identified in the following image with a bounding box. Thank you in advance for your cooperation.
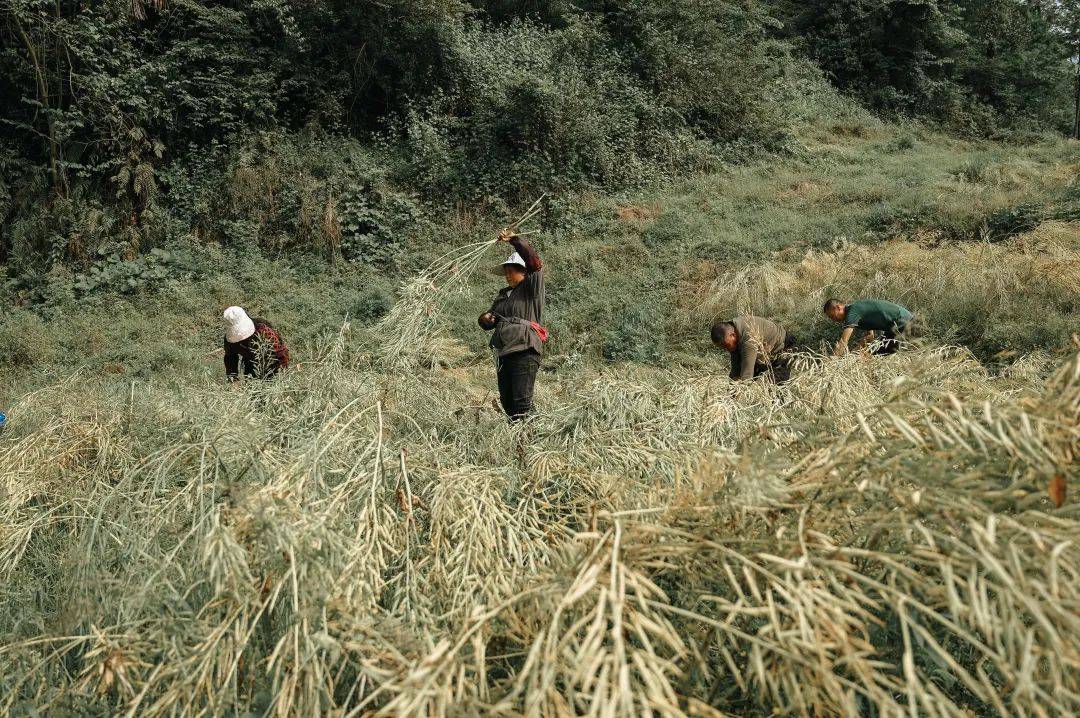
[731,316,787,358]
[824,298,913,356]
[843,299,913,334]
[714,315,794,383]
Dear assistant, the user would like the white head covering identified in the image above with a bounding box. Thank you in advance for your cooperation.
[494,251,526,275]
[223,306,256,343]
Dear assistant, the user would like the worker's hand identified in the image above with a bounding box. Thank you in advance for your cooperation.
[497,228,514,243]
[834,327,855,357]
[478,312,497,330]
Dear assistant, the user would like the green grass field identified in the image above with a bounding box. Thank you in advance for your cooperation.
[2,124,1079,715]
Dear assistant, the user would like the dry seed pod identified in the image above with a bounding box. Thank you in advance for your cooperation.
[1049,474,1067,508]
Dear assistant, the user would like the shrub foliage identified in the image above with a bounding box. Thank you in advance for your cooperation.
[3,0,1078,281]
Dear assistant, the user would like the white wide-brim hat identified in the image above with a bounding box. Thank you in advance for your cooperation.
[492,251,526,276]
[223,306,256,343]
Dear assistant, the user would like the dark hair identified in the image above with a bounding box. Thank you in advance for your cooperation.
[823,299,844,314]
[710,321,736,344]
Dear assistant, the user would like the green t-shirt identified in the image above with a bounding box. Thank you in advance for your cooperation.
[845,299,913,333]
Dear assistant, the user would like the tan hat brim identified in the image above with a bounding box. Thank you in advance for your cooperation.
[492,262,526,276]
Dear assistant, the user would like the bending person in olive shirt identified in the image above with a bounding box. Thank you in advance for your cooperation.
[824,298,913,356]
[478,230,546,421]
[712,316,797,383]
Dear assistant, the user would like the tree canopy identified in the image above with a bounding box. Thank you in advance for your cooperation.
[1,0,1077,281]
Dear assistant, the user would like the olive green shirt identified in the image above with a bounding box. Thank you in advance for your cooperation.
[730,315,788,381]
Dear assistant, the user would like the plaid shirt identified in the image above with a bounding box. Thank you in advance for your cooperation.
[224,319,290,379]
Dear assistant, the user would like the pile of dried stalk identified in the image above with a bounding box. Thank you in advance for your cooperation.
[0,231,1077,715]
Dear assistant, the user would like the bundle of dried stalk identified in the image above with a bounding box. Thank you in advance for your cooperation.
[371,196,545,370]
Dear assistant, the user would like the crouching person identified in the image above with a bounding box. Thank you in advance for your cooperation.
[712,316,796,384]
[824,298,913,356]
[478,230,546,421]
[223,306,290,381]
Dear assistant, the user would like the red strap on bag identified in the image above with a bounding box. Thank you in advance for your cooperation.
[530,321,549,343]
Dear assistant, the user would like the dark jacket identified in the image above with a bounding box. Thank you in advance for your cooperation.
[224,319,290,380]
[730,315,788,381]
[483,237,545,357]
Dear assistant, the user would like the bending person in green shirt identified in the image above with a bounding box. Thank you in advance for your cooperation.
[824,298,913,357]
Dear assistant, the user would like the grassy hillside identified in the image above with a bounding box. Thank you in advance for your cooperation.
[1,123,1079,715]
[2,122,1077,389]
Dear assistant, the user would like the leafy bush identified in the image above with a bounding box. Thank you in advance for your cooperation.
[602,300,667,363]
[1049,182,1080,223]
[0,309,57,368]
[348,285,394,324]
[393,6,785,199]
[983,203,1043,242]
[394,19,668,198]
[72,245,193,295]
[3,193,117,275]
[884,133,917,152]
[153,131,427,265]
[336,184,422,267]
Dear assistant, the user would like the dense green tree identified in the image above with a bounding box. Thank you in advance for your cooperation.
[1,0,1077,279]
[953,0,1071,129]
[776,0,1073,129]
[777,0,962,115]
[1047,0,1080,136]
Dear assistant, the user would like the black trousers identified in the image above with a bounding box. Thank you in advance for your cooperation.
[872,323,911,356]
[752,333,797,384]
[497,349,541,421]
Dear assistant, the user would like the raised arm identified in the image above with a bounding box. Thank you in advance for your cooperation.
[509,235,542,274]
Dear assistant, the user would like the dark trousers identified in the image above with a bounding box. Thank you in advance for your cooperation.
[753,333,797,384]
[872,323,910,356]
[497,349,541,421]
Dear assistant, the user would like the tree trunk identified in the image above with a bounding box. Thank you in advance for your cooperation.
[13,14,68,195]
[1074,66,1080,139]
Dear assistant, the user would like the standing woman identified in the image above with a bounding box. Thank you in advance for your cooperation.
[478,230,546,421]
